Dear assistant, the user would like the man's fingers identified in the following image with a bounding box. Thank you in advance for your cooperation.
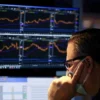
[71,61,84,84]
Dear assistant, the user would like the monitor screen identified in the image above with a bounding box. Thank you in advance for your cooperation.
[0,39,19,64]
[24,10,50,33]
[0,4,80,72]
[0,37,69,69]
[0,69,66,100]
[0,4,80,34]
[23,39,49,64]
[0,76,55,100]
[0,6,20,33]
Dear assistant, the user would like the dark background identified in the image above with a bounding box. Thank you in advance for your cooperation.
[0,0,100,13]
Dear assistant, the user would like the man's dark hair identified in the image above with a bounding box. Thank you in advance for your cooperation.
[68,28,100,63]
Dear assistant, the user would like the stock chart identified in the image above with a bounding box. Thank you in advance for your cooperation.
[23,40,49,64]
[0,9,20,32]
[54,13,76,33]
[0,39,19,64]
[0,4,79,34]
[0,4,80,70]
[24,12,50,33]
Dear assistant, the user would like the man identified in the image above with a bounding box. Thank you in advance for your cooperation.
[48,28,100,100]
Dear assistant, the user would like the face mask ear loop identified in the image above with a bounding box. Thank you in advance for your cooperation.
[76,59,90,85]
[76,58,92,86]
[75,59,89,95]
[82,66,92,85]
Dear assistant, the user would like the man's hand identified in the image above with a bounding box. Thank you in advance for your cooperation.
[48,62,84,100]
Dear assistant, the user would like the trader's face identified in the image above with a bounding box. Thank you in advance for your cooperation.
[66,41,100,96]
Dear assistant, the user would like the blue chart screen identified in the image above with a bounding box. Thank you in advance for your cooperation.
[54,14,76,33]
[23,39,68,64]
[23,40,49,64]
[0,40,19,64]
[0,9,20,32]
[0,4,79,34]
[0,38,68,66]
[24,12,50,33]
[23,7,79,34]
[52,39,67,63]
[0,4,79,69]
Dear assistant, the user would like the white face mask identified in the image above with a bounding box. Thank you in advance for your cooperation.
[66,59,91,95]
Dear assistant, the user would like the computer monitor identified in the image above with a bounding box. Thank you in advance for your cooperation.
[0,4,79,34]
[0,69,66,100]
[0,76,56,100]
[0,3,80,73]
[0,3,80,74]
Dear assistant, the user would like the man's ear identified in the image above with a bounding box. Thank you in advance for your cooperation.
[85,56,93,73]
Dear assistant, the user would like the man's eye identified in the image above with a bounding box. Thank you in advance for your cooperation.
[67,63,73,68]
